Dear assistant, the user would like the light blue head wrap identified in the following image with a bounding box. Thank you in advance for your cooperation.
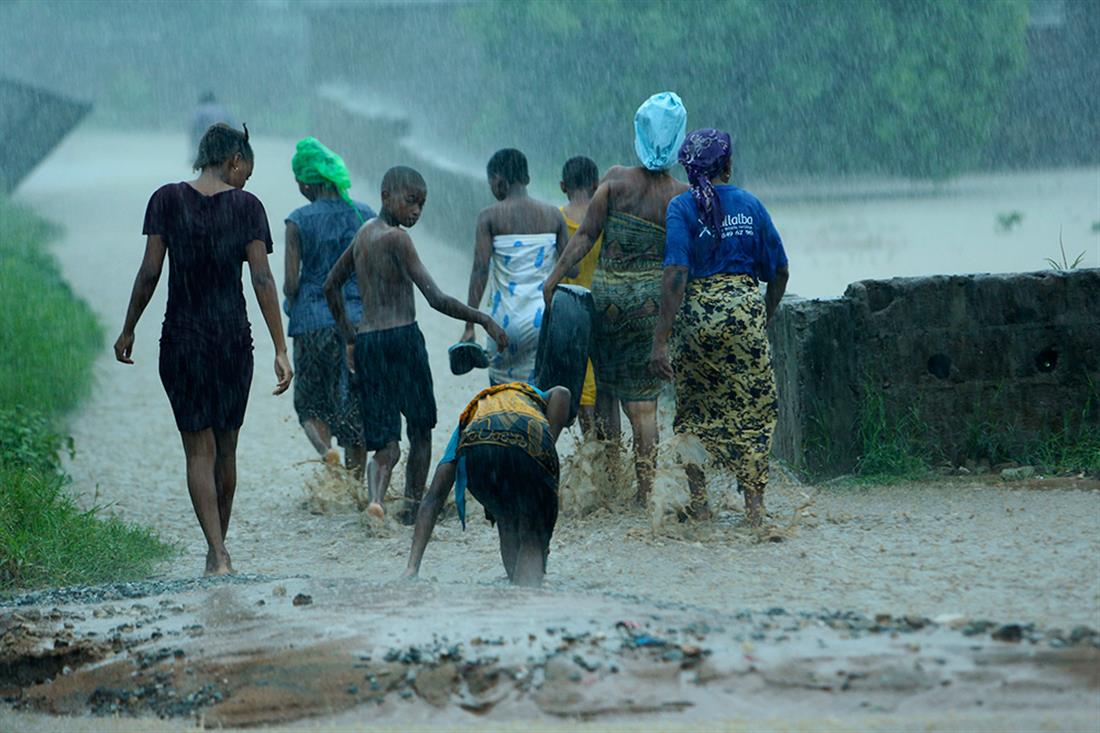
[633,92,688,171]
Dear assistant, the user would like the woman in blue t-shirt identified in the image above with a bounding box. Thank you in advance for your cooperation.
[650,129,789,527]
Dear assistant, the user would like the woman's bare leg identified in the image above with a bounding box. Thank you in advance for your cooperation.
[512,533,547,587]
[497,520,519,582]
[180,430,232,576]
[744,485,764,527]
[685,463,712,520]
[594,391,621,441]
[301,418,332,455]
[212,428,239,539]
[622,399,658,506]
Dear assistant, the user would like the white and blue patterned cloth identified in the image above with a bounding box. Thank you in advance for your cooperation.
[484,233,556,384]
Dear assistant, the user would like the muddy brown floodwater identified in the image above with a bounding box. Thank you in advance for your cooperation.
[3,130,1099,731]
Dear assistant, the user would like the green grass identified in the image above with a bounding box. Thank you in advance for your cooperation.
[0,198,175,592]
[0,466,174,591]
[0,199,103,413]
[847,381,1099,484]
[853,388,932,483]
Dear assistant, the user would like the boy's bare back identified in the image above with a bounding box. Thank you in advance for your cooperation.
[327,166,507,350]
[350,219,419,333]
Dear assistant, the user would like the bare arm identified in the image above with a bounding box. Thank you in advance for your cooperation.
[323,244,357,344]
[398,232,509,349]
[544,182,610,308]
[283,221,301,299]
[114,235,167,364]
[246,239,293,395]
[649,266,689,381]
[403,461,456,578]
[765,266,789,324]
[462,210,494,341]
[544,386,572,439]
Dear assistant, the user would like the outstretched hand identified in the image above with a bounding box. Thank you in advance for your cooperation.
[114,331,135,364]
[485,319,509,350]
[649,343,674,381]
[542,278,557,316]
[273,351,293,395]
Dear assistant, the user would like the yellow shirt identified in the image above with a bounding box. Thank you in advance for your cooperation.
[560,207,603,289]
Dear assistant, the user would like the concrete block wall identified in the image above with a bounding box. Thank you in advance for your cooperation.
[770,269,1100,477]
[311,90,490,244]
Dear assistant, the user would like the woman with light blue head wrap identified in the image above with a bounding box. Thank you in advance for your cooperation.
[634,91,688,171]
[543,91,689,508]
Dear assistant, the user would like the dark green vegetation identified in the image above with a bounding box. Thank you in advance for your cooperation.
[0,200,173,591]
[851,381,1100,484]
[460,0,1029,180]
[0,201,100,412]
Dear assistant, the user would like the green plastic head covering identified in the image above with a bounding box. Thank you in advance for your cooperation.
[291,137,362,221]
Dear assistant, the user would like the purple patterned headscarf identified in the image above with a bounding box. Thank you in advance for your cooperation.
[678,129,732,239]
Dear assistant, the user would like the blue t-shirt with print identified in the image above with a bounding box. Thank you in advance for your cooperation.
[664,186,787,282]
[284,199,375,336]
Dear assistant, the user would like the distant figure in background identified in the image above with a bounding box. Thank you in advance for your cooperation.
[284,137,375,478]
[650,129,789,526]
[324,166,508,523]
[190,92,234,154]
[544,92,688,507]
[114,123,293,576]
[558,155,617,438]
[404,382,572,587]
[462,148,567,385]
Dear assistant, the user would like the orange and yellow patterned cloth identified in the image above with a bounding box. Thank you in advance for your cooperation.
[441,382,558,526]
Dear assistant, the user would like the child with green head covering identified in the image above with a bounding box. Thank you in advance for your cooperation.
[292,136,362,221]
[284,137,377,475]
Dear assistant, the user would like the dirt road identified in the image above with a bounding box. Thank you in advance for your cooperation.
[3,130,1098,730]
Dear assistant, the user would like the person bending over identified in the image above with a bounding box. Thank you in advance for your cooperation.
[403,383,571,586]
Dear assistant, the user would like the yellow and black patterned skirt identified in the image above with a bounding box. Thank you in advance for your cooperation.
[672,273,777,493]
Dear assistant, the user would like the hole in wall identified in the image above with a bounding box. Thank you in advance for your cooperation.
[927,353,951,379]
[1035,348,1058,373]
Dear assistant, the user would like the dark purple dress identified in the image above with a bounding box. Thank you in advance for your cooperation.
[142,183,273,432]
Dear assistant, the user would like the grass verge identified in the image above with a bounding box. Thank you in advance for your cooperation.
[0,199,174,593]
[850,382,1099,484]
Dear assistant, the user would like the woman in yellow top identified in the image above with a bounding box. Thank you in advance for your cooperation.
[558,156,617,437]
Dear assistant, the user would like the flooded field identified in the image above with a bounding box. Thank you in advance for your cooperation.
[3,129,1099,730]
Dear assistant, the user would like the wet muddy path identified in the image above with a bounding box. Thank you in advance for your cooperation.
[3,130,1099,730]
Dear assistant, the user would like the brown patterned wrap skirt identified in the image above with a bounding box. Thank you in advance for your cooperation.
[672,273,778,493]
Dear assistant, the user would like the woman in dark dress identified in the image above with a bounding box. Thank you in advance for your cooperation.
[114,123,293,576]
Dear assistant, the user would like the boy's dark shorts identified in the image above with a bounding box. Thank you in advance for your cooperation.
[463,444,559,553]
[353,322,437,451]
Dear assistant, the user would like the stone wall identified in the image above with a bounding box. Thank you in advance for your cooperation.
[310,85,491,242]
[770,269,1100,477]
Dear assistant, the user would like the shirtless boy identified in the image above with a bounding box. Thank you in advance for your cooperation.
[324,166,508,523]
[403,382,571,587]
[461,149,568,384]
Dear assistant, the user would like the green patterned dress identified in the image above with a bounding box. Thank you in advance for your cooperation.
[589,210,666,402]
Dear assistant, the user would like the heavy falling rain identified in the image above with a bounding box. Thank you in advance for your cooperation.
[0,0,1098,730]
